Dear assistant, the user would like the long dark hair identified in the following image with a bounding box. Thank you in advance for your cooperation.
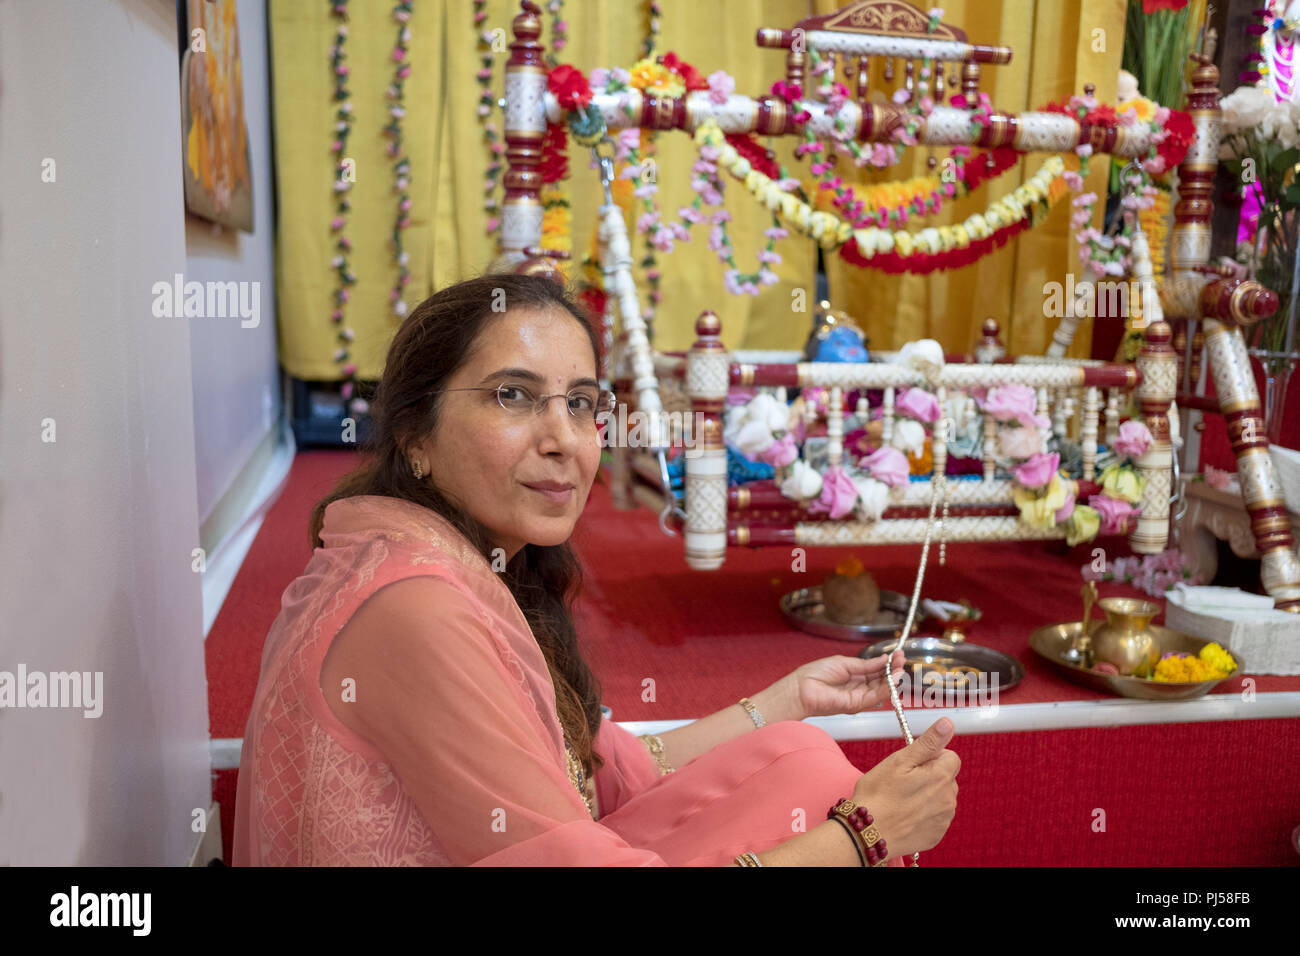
[309,273,606,777]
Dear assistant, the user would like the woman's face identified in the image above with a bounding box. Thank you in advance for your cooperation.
[416,306,603,561]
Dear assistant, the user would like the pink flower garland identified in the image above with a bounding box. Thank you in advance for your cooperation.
[328,1,361,409]
[385,1,414,320]
[475,0,503,235]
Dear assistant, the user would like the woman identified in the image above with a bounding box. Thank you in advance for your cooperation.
[232,274,960,866]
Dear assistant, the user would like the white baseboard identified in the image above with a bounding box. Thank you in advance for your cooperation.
[207,689,1300,771]
[202,421,296,638]
[188,802,224,866]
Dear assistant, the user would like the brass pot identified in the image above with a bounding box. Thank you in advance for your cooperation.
[1091,597,1162,677]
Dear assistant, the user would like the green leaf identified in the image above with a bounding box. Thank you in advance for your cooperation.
[1271,146,1299,178]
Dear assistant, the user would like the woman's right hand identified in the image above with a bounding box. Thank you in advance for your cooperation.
[850,717,960,859]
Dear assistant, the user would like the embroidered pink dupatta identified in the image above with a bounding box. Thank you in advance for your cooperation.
[232,494,675,865]
[233,494,866,866]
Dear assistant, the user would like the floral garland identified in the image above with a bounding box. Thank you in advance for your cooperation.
[475,0,504,235]
[732,343,949,521]
[539,0,573,270]
[1082,549,1199,599]
[544,0,567,68]
[385,1,414,319]
[327,1,360,411]
[995,384,1153,546]
[698,113,1071,274]
[1046,94,1194,277]
[782,32,1024,234]
[723,341,1161,544]
[554,58,789,295]
[810,145,1021,230]
[640,0,661,60]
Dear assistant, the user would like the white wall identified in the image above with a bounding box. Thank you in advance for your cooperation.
[0,0,212,864]
[187,0,282,532]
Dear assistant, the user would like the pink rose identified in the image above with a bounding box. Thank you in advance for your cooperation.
[997,425,1042,460]
[760,432,798,468]
[1113,420,1152,461]
[707,70,735,105]
[1090,495,1139,536]
[980,384,1046,429]
[1054,480,1077,524]
[896,388,940,424]
[1203,465,1234,491]
[801,387,829,417]
[843,427,874,461]
[807,466,858,520]
[862,446,909,488]
[1013,451,1059,490]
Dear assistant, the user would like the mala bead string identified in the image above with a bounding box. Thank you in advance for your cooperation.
[882,472,948,867]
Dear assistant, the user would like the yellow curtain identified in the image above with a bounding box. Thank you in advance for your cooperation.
[819,0,1127,359]
[271,0,1126,380]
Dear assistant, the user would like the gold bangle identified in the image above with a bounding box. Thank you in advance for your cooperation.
[738,697,766,729]
[639,733,676,775]
[734,851,763,867]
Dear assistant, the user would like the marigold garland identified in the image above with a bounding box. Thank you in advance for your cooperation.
[695,118,1071,275]
[810,146,1022,229]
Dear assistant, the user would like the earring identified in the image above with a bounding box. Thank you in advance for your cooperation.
[411,459,423,479]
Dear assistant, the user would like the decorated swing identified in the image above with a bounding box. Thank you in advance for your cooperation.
[490,0,1299,615]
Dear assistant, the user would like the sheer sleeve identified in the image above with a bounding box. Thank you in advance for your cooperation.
[324,574,667,866]
[592,716,662,816]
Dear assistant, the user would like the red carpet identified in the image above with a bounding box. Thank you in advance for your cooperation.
[206,450,1300,865]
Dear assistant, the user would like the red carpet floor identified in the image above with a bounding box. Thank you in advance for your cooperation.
[206,450,1300,865]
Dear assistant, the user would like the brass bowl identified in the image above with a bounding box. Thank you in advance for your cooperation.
[1030,621,1239,700]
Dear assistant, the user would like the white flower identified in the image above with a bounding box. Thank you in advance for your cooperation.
[747,392,789,433]
[394,300,407,316]
[1280,121,1300,151]
[890,418,926,457]
[849,474,891,521]
[1117,69,1138,103]
[1219,85,1275,134]
[723,404,748,444]
[894,338,945,374]
[734,419,776,458]
[781,460,823,500]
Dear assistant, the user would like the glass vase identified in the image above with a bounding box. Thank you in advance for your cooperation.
[1264,359,1294,447]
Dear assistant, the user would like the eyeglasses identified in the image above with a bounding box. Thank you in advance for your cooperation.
[439,382,616,423]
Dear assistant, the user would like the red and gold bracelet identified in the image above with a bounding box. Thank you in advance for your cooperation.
[828,798,890,867]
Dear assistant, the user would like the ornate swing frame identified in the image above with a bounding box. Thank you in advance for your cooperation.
[493,0,1300,611]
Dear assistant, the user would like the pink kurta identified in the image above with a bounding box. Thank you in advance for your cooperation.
[232,494,864,866]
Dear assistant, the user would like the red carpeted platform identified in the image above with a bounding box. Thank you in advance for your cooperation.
[206,450,1300,865]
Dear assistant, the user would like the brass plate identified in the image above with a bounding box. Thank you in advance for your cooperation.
[1029,621,1240,700]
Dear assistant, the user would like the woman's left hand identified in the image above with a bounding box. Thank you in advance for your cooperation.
[786,651,906,719]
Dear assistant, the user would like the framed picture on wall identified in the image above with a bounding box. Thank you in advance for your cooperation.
[180,0,254,232]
